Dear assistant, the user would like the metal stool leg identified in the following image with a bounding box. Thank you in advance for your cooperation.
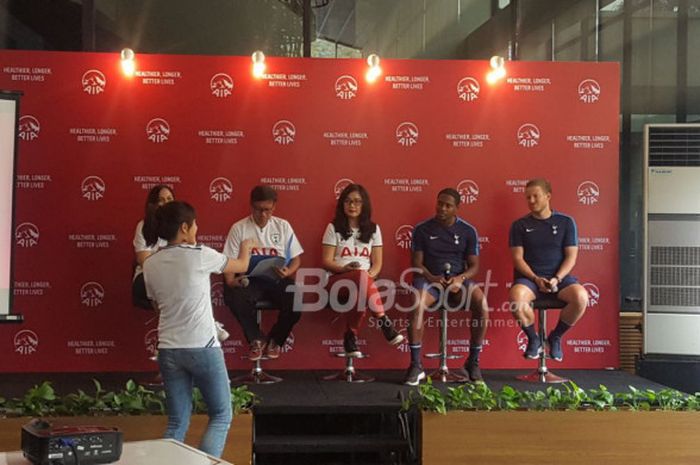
[517,307,569,384]
[232,308,282,385]
[324,353,375,383]
[426,308,467,383]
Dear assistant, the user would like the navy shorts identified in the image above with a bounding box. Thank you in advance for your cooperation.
[413,276,478,303]
[513,275,578,299]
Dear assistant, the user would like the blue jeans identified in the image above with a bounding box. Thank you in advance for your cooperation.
[158,347,232,457]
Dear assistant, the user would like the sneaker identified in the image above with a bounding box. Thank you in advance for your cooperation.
[249,339,265,361]
[343,331,361,357]
[547,335,563,362]
[215,321,229,342]
[464,358,483,382]
[266,339,281,359]
[404,365,426,386]
[524,337,543,359]
[379,315,404,346]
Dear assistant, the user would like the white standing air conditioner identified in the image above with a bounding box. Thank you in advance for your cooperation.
[644,124,700,356]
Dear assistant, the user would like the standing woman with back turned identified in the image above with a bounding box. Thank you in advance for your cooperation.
[143,201,254,458]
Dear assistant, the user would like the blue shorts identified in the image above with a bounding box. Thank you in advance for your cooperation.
[514,275,578,299]
[413,276,478,303]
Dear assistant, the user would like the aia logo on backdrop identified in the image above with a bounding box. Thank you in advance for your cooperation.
[144,329,159,358]
[333,178,355,199]
[583,282,600,308]
[272,120,296,145]
[209,177,233,203]
[211,282,225,308]
[18,115,40,141]
[146,118,170,143]
[457,180,480,205]
[396,122,419,147]
[80,282,105,308]
[210,73,234,98]
[395,225,414,250]
[283,332,295,353]
[335,75,358,100]
[15,222,39,248]
[578,79,601,104]
[81,69,107,95]
[14,330,39,356]
[81,176,106,201]
[577,181,600,206]
[516,330,527,352]
[517,124,540,148]
[457,77,480,102]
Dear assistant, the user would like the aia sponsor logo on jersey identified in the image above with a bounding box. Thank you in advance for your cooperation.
[340,246,370,258]
[81,69,107,95]
[251,247,279,256]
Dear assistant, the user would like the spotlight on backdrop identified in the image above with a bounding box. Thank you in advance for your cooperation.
[365,54,382,83]
[486,55,506,84]
[252,51,266,78]
[120,48,136,77]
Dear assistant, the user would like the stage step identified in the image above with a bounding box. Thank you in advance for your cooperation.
[254,434,410,453]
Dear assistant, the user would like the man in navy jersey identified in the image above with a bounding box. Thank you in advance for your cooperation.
[509,178,588,362]
[404,188,489,385]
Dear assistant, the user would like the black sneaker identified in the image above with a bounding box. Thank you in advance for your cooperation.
[404,365,426,386]
[343,331,361,357]
[379,315,404,346]
[464,358,483,382]
[547,335,563,362]
[524,337,543,359]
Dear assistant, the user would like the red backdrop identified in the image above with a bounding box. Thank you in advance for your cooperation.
[0,50,619,372]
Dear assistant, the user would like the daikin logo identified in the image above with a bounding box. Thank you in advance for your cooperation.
[394,225,414,250]
[80,281,105,308]
[457,77,480,102]
[18,115,40,141]
[457,180,480,205]
[209,177,233,203]
[273,120,296,145]
[578,79,601,104]
[210,73,234,98]
[14,330,39,356]
[211,282,225,308]
[81,69,107,95]
[146,118,170,143]
[517,124,540,148]
[577,181,600,206]
[144,329,159,358]
[15,223,39,248]
[583,282,600,308]
[333,178,355,199]
[81,176,106,201]
[335,75,358,100]
[396,122,419,146]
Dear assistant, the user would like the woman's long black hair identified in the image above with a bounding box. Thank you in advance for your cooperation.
[142,184,174,246]
[332,184,376,244]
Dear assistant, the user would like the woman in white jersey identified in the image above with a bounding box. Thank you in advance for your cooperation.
[322,184,404,356]
[143,201,254,458]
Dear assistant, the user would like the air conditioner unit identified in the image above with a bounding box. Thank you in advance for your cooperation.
[644,124,700,356]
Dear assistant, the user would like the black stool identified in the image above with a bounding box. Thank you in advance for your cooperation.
[425,305,468,383]
[232,300,282,385]
[517,297,569,384]
[323,352,375,383]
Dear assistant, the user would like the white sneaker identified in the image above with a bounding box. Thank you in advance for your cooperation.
[215,321,230,342]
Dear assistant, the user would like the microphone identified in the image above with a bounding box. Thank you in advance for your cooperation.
[240,276,250,288]
[443,263,452,279]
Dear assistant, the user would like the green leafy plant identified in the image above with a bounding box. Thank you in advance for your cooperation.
[231,385,256,415]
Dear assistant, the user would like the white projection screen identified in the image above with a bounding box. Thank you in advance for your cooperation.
[0,92,21,321]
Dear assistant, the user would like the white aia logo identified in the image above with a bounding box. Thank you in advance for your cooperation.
[144,329,159,358]
[396,122,419,147]
[209,177,233,203]
[333,178,355,199]
[517,124,541,148]
[583,282,600,308]
[81,69,107,95]
[283,332,295,353]
[81,176,106,201]
[210,73,234,98]
[146,118,170,143]
[81,281,105,308]
[394,225,414,250]
[516,330,528,352]
[334,75,358,100]
[211,282,225,308]
[577,181,600,206]
[457,77,480,102]
[14,330,39,356]
[578,79,601,104]
[272,120,296,145]
[457,180,480,205]
[15,222,39,248]
[18,115,40,141]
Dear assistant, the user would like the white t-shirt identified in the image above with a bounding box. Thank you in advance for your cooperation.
[143,244,228,349]
[322,223,382,271]
[223,215,304,263]
[133,220,168,278]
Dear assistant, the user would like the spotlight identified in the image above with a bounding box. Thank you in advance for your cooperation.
[120,48,136,77]
[252,51,266,78]
[486,55,506,84]
[365,54,381,83]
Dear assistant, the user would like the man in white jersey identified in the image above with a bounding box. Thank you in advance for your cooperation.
[223,186,304,361]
